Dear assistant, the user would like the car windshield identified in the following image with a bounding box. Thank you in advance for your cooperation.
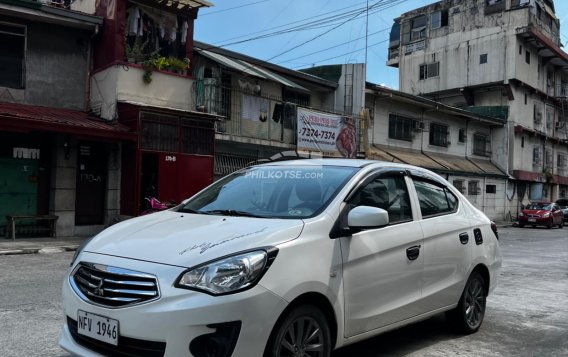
[179,165,358,218]
[525,203,552,210]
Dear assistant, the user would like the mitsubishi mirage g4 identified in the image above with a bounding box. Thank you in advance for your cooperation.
[59,159,501,357]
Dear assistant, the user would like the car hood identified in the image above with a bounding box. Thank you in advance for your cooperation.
[84,210,304,267]
[522,210,549,215]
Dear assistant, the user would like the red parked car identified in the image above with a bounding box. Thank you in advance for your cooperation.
[518,201,564,229]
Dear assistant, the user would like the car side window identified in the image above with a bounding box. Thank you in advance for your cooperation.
[350,175,412,224]
[413,179,458,218]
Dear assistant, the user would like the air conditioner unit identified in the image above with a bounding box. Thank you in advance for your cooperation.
[555,121,565,129]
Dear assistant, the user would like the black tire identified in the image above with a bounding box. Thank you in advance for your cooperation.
[264,305,331,357]
[547,219,553,229]
[518,222,525,228]
[558,220,563,229]
[446,272,487,334]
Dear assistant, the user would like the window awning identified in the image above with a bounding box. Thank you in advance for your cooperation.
[0,102,136,141]
[196,48,308,92]
[371,145,507,178]
[372,145,446,170]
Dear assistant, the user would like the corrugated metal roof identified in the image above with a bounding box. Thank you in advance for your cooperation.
[368,146,403,163]
[149,0,213,9]
[426,152,482,174]
[374,145,447,170]
[469,158,507,176]
[0,102,135,141]
[197,48,308,92]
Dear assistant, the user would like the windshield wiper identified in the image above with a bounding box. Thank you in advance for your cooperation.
[200,209,264,218]
[177,207,202,214]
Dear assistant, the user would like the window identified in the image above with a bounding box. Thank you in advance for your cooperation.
[419,62,440,80]
[429,123,449,147]
[545,148,553,168]
[558,154,567,168]
[524,93,527,105]
[453,179,466,194]
[525,50,530,64]
[350,175,412,225]
[458,128,466,143]
[388,114,413,141]
[181,118,214,155]
[521,136,525,148]
[431,10,449,29]
[468,181,480,195]
[480,54,488,64]
[519,45,522,55]
[413,179,458,218]
[486,185,497,194]
[534,103,542,125]
[533,146,542,165]
[473,133,490,156]
[410,15,427,41]
[0,23,26,89]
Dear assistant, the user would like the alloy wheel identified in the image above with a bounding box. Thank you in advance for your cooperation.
[277,316,325,357]
[464,278,485,329]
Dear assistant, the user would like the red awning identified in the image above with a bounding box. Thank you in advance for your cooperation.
[0,102,136,141]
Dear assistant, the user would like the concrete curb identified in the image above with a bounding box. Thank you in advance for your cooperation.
[0,245,79,256]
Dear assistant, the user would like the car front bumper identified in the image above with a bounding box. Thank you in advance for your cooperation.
[518,216,550,225]
[59,252,288,357]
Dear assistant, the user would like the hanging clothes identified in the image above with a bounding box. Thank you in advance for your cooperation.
[126,7,141,36]
[181,21,189,44]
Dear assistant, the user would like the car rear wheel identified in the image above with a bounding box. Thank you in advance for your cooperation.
[559,220,564,229]
[264,305,331,357]
[446,272,486,334]
[547,219,553,229]
[518,222,525,228]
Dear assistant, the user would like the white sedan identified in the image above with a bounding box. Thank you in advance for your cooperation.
[59,159,501,357]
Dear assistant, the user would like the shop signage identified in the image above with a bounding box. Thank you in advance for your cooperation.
[296,108,357,158]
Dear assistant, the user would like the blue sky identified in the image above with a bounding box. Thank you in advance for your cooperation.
[195,0,568,89]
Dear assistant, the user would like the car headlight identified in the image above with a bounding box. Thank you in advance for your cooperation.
[175,249,278,295]
[70,237,94,267]
[543,213,551,218]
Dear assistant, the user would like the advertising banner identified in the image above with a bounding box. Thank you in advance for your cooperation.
[297,108,357,158]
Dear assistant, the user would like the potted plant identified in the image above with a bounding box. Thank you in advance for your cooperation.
[125,36,148,64]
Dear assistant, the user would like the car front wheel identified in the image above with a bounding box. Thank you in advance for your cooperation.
[447,271,487,334]
[264,305,331,357]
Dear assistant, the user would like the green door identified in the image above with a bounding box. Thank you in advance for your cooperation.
[0,158,38,230]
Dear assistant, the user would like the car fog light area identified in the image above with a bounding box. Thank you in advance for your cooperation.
[176,251,268,295]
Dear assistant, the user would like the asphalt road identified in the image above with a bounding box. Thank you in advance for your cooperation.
[0,226,566,357]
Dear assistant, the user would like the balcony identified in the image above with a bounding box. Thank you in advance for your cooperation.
[90,64,194,120]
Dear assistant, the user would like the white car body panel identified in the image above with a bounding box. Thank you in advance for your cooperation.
[59,159,501,356]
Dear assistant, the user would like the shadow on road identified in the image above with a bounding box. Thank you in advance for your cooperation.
[332,314,464,357]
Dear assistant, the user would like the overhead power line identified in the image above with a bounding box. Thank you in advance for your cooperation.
[199,0,273,17]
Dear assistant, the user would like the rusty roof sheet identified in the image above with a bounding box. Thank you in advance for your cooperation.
[374,145,447,171]
[0,102,135,141]
[425,152,482,174]
[469,158,507,176]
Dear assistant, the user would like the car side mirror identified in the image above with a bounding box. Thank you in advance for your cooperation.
[348,206,389,229]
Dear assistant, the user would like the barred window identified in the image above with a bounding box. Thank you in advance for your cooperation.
[419,62,439,80]
[0,23,26,89]
[473,133,490,156]
[429,123,448,147]
[141,121,178,152]
[468,181,480,195]
[388,114,413,141]
[453,179,465,194]
[182,119,214,156]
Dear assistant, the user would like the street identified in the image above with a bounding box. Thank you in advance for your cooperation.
[0,226,566,357]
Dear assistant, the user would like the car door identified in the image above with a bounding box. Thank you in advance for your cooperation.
[339,171,424,337]
[411,176,472,312]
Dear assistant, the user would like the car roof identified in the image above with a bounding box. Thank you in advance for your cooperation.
[259,158,430,172]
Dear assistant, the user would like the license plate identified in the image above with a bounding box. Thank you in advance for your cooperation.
[77,310,119,346]
[528,218,536,222]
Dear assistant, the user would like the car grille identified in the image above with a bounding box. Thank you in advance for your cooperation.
[70,262,160,308]
[527,214,541,218]
[67,317,166,357]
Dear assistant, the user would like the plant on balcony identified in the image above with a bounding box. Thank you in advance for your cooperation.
[125,37,149,64]
[141,55,190,84]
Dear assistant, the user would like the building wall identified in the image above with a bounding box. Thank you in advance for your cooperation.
[0,17,91,110]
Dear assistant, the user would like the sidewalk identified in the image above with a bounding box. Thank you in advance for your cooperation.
[0,236,87,256]
[0,220,515,256]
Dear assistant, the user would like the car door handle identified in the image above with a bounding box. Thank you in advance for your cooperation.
[459,232,469,244]
[406,245,421,261]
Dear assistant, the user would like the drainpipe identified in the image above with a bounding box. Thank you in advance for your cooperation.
[84,24,99,112]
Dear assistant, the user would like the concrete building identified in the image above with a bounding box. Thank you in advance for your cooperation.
[0,0,135,237]
[387,0,568,216]
[365,85,509,221]
[191,44,368,176]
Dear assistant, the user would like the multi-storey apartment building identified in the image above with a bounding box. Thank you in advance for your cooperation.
[388,0,568,216]
[0,0,136,237]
